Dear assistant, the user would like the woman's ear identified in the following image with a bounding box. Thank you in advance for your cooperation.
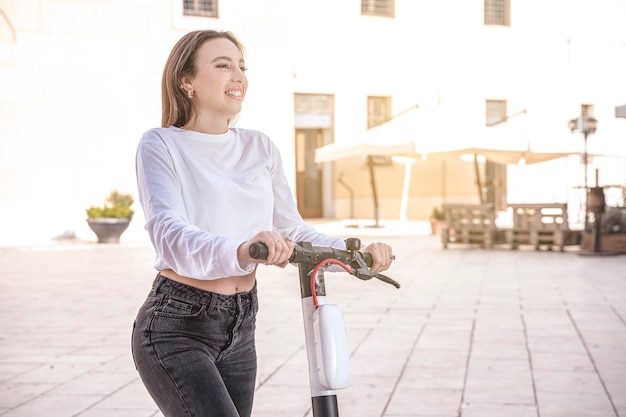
[179,74,192,91]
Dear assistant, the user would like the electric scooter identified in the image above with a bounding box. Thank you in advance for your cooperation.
[249,237,400,417]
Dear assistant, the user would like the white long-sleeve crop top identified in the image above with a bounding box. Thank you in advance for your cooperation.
[135,126,345,280]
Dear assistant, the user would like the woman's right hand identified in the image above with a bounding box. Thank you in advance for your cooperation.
[237,231,293,268]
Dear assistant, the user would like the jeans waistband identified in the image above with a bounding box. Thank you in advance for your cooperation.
[152,274,257,308]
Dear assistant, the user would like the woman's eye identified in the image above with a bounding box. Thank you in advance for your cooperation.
[240,66,248,72]
[217,64,230,69]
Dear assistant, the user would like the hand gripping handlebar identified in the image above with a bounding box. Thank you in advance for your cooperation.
[249,237,400,289]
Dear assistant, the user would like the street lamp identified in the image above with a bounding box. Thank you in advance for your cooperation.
[567,114,598,232]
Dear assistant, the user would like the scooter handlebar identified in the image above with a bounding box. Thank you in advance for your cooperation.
[248,241,373,266]
[249,239,400,289]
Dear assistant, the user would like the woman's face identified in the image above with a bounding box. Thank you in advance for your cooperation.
[184,37,248,121]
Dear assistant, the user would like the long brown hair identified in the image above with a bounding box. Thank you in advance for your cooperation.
[161,30,245,128]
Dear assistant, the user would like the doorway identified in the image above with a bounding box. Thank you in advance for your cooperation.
[295,129,323,218]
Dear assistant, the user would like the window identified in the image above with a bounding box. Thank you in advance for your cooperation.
[485,99,508,210]
[486,99,507,126]
[484,0,510,26]
[367,96,392,129]
[183,0,218,18]
[361,0,394,18]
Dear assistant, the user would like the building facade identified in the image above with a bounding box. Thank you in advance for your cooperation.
[0,0,625,245]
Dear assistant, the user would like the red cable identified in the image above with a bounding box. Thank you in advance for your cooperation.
[311,259,352,309]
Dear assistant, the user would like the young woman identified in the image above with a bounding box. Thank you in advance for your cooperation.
[131,30,394,417]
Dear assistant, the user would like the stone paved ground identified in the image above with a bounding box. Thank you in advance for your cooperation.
[0,222,625,417]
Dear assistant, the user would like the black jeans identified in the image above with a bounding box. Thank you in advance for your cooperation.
[132,274,258,417]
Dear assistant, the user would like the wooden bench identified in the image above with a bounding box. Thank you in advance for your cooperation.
[507,203,581,251]
[441,203,507,249]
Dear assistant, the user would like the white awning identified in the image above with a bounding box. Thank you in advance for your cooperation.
[315,105,579,165]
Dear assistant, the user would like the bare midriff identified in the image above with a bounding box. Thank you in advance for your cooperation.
[159,269,257,295]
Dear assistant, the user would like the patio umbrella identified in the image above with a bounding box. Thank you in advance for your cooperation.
[314,104,422,226]
[315,105,579,220]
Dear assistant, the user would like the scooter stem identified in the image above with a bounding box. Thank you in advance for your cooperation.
[297,242,340,417]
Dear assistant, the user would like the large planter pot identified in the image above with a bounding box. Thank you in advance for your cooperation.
[87,218,131,243]
[430,219,446,235]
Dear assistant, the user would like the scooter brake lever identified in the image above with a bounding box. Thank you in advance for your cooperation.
[349,269,400,289]
[349,251,401,289]
[373,273,401,289]
[349,252,373,280]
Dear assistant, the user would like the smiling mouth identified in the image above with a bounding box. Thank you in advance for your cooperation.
[225,89,243,99]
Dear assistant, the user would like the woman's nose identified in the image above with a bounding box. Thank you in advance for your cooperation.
[233,67,245,82]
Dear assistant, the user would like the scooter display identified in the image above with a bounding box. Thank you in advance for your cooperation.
[249,237,400,417]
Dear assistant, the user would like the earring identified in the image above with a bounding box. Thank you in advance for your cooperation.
[187,89,194,99]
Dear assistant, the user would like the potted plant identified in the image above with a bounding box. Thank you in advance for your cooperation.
[430,206,446,235]
[86,190,135,243]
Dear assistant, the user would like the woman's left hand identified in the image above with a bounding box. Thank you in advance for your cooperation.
[361,242,394,273]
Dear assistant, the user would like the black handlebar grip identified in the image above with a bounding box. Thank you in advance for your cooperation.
[249,242,268,260]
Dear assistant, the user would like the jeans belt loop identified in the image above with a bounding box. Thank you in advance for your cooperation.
[207,291,217,311]
[152,273,166,295]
